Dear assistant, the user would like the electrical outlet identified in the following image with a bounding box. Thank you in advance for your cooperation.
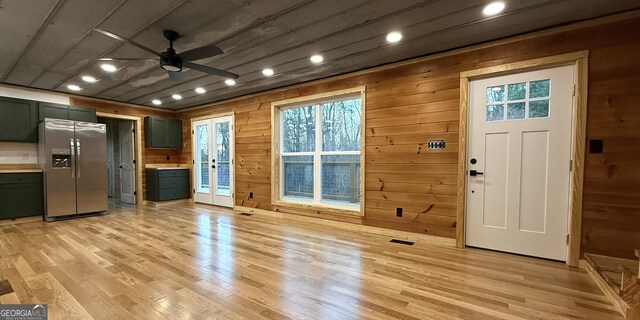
[396,207,403,217]
[249,192,253,199]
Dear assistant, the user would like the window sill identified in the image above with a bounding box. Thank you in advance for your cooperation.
[273,199,363,216]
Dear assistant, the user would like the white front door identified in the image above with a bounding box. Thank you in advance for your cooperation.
[193,116,234,207]
[466,65,574,261]
[118,121,136,204]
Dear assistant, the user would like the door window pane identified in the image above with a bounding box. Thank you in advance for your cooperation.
[283,155,314,201]
[486,105,504,121]
[529,100,550,118]
[486,86,505,103]
[507,102,526,119]
[508,82,526,100]
[282,105,316,152]
[216,122,231,196]
[529,80,550,98]
[196,124,209,193]
[322,98,361,152]
[321,155,360,206]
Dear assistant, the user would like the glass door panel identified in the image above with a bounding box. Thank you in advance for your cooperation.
[193,120,213,204]
[196,123,210,193]
[212,116,233,207]
[215,122,231,196]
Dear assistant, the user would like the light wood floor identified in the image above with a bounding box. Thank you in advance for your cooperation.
[0,201,621,320]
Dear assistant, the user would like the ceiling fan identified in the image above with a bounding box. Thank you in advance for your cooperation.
[93,28,239,82]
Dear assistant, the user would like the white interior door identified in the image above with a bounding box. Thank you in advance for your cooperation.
[193,116,234,207]
[466,65,574,261]
[118,121,136,204]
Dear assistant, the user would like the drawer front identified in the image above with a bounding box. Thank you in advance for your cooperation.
[158,187,189,201]
[157,169,189,178]
[158,176,189,189]
[0,173,42,185]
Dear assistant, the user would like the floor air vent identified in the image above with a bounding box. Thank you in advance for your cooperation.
[390,239,414,246]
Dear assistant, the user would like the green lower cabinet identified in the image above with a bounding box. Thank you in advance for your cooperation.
[146,169,190,201]
[0,97,38,142]
[0,173,44,220]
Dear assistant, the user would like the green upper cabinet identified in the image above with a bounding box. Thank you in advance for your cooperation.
[38,102,96,123]
[167,118,183,149]
[69,106,97,122]
[0,97,38,142]
[38,102,69,121]
[145,116,182,149]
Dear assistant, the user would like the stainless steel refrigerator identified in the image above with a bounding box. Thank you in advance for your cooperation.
[38,118,108,220]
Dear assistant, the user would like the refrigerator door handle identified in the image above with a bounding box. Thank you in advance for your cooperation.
[76,138,81,178]
[70,138,75,178]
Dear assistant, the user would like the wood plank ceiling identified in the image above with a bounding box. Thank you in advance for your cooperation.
[1,0,638,110]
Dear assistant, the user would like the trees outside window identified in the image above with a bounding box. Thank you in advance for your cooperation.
[279,95,362,207]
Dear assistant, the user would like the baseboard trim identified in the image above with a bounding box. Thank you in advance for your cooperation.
[234,205,455,247]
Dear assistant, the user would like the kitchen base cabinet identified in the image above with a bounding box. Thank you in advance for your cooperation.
[0,173,44,219]
[146,169,190,201]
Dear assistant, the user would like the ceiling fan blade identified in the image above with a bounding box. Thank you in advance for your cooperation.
[183,61,239,79]
[94,29,160,57]
[179,44,224,61]
[168,71,183,82]
[98,58,157,61]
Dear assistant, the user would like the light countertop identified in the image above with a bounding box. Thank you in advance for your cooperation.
[0,169,43,173]
[145,164,190,170]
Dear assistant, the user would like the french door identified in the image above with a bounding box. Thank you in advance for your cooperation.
[466,65,574,261]
[192,116,234,207]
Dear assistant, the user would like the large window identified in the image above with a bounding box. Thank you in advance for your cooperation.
[274,90,363,211]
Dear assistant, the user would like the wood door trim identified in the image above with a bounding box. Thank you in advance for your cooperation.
[456,51,589,267]
[190,112,236,208]
[96,112,143,206]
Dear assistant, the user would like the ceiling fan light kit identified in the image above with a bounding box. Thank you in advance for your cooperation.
[93,28,239,82]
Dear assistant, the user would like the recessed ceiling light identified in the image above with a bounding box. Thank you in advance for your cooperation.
[195,87,206,94]
[262,68,274,76]
[67,84,82,91]
[172,94,182,100]
[386,31,403,43]
[152,99,162,105]
[310,54,324,64]
[483,1,505,16]
[100,63,117,72]
[81,75,97,83]
[224,79,236,86]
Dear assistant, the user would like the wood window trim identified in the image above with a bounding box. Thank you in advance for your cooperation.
[456,51,589,267]
[95,112,144,206]
[271,86,366,216]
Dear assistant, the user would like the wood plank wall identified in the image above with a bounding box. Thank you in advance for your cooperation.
[69,97,186,199]
[176,15,640,259]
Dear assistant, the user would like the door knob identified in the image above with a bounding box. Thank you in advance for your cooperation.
[212,165,216,169]
[469,170,484,176]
